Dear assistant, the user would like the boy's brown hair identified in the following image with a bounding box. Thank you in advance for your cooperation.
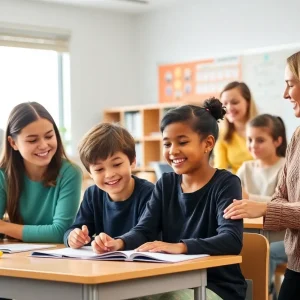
[79,123,136,172]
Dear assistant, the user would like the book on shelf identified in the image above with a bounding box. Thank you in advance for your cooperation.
[31,246,208,263]
[135,142,143,167]
[124,111,142,139]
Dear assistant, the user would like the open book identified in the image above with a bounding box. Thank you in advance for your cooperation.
[31,246,209,263]
[0,243,56,254]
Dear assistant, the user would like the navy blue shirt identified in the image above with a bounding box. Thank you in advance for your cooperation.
[64,176,154,246]
[119,170,247,300]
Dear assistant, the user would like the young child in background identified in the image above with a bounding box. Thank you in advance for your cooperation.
[92,98,247,300]
[64,123,154,248]
[0,102,82,243]
[237,114,287,299]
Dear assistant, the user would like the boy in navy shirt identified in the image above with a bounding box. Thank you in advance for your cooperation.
[64,123,154,248]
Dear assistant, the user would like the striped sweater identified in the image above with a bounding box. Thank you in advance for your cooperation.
[264,127,300,272]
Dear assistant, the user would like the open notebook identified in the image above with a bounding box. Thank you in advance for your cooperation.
[31,246,209,263]
[0,243,56,253]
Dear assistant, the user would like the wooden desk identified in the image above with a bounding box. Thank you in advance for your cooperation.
[0,247,241,300]
[244,217,285,243]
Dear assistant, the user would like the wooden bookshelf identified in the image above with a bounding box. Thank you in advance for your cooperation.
[103,101,202,182]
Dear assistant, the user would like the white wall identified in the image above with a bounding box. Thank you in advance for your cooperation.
[0,0,137,154]
[135,0,300,104]
[2,0,300,152]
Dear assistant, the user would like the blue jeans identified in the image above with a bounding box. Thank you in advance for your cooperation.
[269,241,287,292]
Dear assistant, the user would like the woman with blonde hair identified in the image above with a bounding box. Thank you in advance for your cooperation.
[214,81,258,173]
[224,51,300,300]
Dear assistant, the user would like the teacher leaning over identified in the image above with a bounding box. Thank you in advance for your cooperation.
[224,51,300,300]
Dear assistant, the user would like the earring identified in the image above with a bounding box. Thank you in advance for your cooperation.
[204,150,208,153]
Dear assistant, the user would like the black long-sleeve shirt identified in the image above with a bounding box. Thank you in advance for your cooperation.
[64,176,154,246]
[119,170,247,300]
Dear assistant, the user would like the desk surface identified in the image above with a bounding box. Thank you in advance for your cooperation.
[0,245,241,285]
[243,217,264,229]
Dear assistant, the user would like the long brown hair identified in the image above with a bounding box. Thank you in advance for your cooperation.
[0,102,68,224]
[220,81,258,142]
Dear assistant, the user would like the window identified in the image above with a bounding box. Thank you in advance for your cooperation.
[0,24,71,153]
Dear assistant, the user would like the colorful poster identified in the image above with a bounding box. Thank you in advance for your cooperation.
[158,56,241,103]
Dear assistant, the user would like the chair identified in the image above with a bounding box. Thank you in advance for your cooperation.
[240,233,269,300]
[151,162,173,180]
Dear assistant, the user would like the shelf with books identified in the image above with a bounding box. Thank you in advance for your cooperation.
[124,110,142,139]
[143,109,160,136]
[144,140,162,169]
[103,111,123,124]
[143,135,161,142]
[134,166,155,172]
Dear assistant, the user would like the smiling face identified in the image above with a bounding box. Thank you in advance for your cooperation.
[162,122,213,175]
[221,87,249,124]
[246,126,281,161]
[284,64,300,118]
[89,151,136,201]
[8,117,57,176]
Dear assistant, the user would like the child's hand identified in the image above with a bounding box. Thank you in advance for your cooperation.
[92,233,124,254]
[223,199,267,219]
[68,225,91,249]
[136,241,187,254]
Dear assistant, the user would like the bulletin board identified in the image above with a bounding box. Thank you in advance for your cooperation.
[158,56,241,103]
[158,44,300,140]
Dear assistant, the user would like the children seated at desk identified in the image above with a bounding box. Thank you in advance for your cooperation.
[236,114,288,298]
[92,98,247,300]
[64,123,154,248]
[0,102,82,242]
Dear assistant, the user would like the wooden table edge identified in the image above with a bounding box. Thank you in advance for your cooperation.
[0,255,242,284]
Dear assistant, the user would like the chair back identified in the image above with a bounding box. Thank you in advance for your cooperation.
[151,162,173,180]
[240,233,269,300]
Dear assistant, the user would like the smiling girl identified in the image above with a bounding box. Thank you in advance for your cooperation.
[214,82,258,173]
[0,102,82,243]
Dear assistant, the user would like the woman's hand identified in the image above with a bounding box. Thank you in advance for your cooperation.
[223,199,267,219]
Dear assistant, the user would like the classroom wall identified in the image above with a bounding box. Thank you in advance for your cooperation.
[135,0,300,104]
[0,0,138,154]
[2,0,300,152]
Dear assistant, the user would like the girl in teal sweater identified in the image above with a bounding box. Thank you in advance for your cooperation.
[0,102,82,243]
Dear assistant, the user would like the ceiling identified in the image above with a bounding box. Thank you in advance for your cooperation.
[28,0,181,14]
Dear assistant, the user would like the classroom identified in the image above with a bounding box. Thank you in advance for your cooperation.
[0,0,300,299]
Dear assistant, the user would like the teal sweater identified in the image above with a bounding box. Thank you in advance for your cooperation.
[0,160,82,243]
